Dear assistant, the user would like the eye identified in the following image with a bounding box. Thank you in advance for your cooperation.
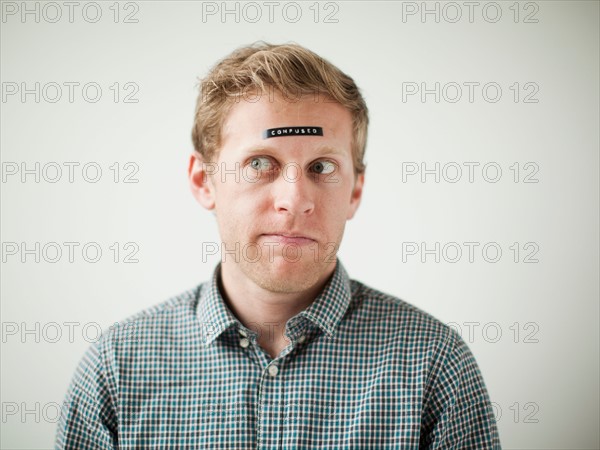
[310,160,336,174]
[249,156,274,171]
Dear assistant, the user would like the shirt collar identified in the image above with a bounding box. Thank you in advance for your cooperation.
[196,259,353,346]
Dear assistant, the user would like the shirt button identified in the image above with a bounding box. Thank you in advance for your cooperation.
[238,329,248,337]
[297,335,306,343]
[268,364,279,377]
[239,338,250,348]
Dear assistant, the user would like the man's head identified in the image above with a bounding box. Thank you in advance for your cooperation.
[188,42,369,294]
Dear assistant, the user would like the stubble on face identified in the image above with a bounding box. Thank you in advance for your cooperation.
[241,237,342,295]
[212,208,344,294]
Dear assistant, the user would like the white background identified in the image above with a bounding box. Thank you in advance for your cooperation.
[1,1,598,448]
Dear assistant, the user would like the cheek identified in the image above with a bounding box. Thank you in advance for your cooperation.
[214,183,271,228]
[319,188,353,222]
[216,179,258,206]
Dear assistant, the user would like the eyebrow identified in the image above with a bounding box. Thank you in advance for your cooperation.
[243,145,348,158]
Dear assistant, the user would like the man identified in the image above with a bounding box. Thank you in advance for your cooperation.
[57,42,501,449]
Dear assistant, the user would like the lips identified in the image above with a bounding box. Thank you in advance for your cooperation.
[260,232,316,246]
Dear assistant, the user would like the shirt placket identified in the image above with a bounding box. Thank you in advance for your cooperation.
[255,354,285,449]
[244,321,311,450]
[235,325,286,449]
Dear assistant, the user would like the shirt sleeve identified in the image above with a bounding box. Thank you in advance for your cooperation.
[420,329,501,449]
[55,340,119,449]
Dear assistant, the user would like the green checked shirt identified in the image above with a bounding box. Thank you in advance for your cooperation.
[56,259,501,449]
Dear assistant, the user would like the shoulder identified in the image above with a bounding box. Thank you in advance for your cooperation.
[79,283,205,365]
[347,278,464,358]
[109,283,202,335]
[347,278,486,386]
[349,279,455,336]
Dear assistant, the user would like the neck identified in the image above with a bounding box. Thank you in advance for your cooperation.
[218,261,335,356]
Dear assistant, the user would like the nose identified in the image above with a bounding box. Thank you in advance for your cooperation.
[272,167,315,216]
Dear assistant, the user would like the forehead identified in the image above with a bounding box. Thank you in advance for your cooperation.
[220,91,353,153]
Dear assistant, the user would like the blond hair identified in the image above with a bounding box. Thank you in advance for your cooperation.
[191,42,368,174]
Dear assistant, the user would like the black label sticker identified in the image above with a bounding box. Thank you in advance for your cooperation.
[263,127,324,139]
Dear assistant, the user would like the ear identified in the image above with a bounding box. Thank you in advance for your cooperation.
[346,172,364,220]
[187,152,216,210]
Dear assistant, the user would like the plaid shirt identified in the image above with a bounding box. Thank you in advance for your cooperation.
[56,259,501,449]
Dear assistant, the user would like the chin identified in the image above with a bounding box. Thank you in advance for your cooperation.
[241,255,325,294]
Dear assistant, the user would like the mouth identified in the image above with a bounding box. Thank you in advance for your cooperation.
[260,233,316,246]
